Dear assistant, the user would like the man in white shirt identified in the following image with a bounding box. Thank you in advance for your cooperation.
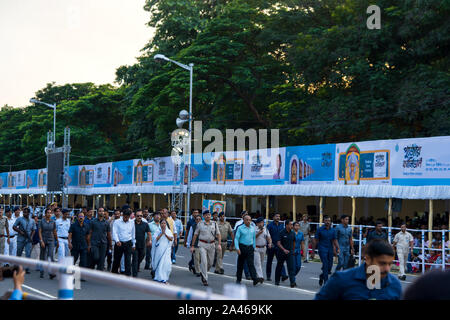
[56,209,72,261]
[111,208,136,276]
[4,208,18,258]
[254,217,272,282]
[393,223,414,281]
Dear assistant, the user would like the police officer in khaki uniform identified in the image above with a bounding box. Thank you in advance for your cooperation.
[299,214,311,262]
[254,217,272,282]
[214,212,233,274]
[190,210,221,286]
[392,223,413,281]
[0,207,10,260]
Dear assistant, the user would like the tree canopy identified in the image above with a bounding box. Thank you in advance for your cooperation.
[1,0,448,170]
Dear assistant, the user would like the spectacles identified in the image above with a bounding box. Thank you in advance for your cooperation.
[136,215,143,218]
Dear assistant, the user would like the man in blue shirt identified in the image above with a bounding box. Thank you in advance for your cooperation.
[266,213,287,282]
[234,215,259,286]
[312,215,339,286]
[335,215,354,272]
[293,222,305,278]
[315,239,402,300]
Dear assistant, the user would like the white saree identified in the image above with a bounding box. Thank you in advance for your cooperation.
[152,228,173,283]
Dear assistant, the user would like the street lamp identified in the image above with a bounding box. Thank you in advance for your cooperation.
[30,98,57,145]
[154,53,194,220]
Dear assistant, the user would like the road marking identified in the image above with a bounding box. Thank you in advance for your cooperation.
[223,263,234,266]
[310,277,320,280]
[172,265,315,295]
[176,255,185,259]
[22,284,57,299]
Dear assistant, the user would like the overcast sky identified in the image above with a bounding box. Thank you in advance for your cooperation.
[0,0,153,108]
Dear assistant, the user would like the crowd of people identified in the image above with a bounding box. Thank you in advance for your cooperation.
[0,203,448,293]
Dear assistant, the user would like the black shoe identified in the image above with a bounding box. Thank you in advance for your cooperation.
[219,270,224,275]
[266,278,272,282]
[151,271,155,278]
[290,283,297,288]
[253,279,259,286]
[319,278,324,286]
[201,274,208,286]
[40,274,44,278]
[259,278,264,284]
[275,282,280,286]
[80,279,86,282]
[214,270,220,274]
[196,273,201,277]
[246,276,251,280]
[49,274,56,280]
[144,266,150,270]
[236,280,241,284]
[303,260,309,263]
[281,275,288,282]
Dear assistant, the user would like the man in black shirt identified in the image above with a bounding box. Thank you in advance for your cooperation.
[366,221,388,243]
[132,212,151,277]
[68,213,90,268]
[87,207,112,271]
[275,219,297,287]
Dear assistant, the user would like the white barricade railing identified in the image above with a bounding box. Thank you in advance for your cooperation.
[0,255,240,300]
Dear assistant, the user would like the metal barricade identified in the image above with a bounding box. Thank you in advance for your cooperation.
[0,255,241,300]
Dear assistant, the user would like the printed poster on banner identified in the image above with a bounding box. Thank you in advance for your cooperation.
[336,140,392,185]
[202,199,226,215]
[6,171,27,189]
[133,159,155,185]
[391,136,450,186]
[64,166,78,187]
[0,172,7,188]
[244,148,286,185]
[111,160,133,187]
[78,165,95,187]
[285,145,335,184]
[94,162,112,187]
[154,156,181,185]
[26,170,38,189]
[211,151,244,185]
[37,168,47,188]
[183,153,212,185]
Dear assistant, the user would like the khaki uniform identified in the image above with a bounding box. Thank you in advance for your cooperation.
[254,227,271,278]
[0,217,8,256]
[394,231,413,277]
[299,221,310,260]
[215,221,233,272]
[194,220,220,281]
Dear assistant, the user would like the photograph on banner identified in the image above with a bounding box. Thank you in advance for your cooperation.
[133,159,155,185]
[154,156,181,185]
[64,165,79,187]
[202,199,226,215]
[94,162,113,187]
[78,165,95,187]
[26,169,38,189]
[244,148,286,185]
[390,136,450,186]
[111,160,133,186]
[285,144,335,184]
[0,172,7,189]
[211,151,244,185]
[37,168,47,188]
[15,170,27,189]
[336,140,392,185]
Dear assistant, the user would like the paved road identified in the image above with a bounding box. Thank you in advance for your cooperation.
[0,246,417,300]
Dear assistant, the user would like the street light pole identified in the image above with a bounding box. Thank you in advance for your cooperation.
[154,54,194,222]
[187,63,193,222]
[30,98,57,146]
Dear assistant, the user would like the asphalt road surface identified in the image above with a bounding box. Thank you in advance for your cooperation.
[0,246,417,300]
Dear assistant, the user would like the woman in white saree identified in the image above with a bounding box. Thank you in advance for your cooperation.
[152,219,174,283]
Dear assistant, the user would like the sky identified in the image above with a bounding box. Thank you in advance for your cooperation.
[0,0,153,108]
